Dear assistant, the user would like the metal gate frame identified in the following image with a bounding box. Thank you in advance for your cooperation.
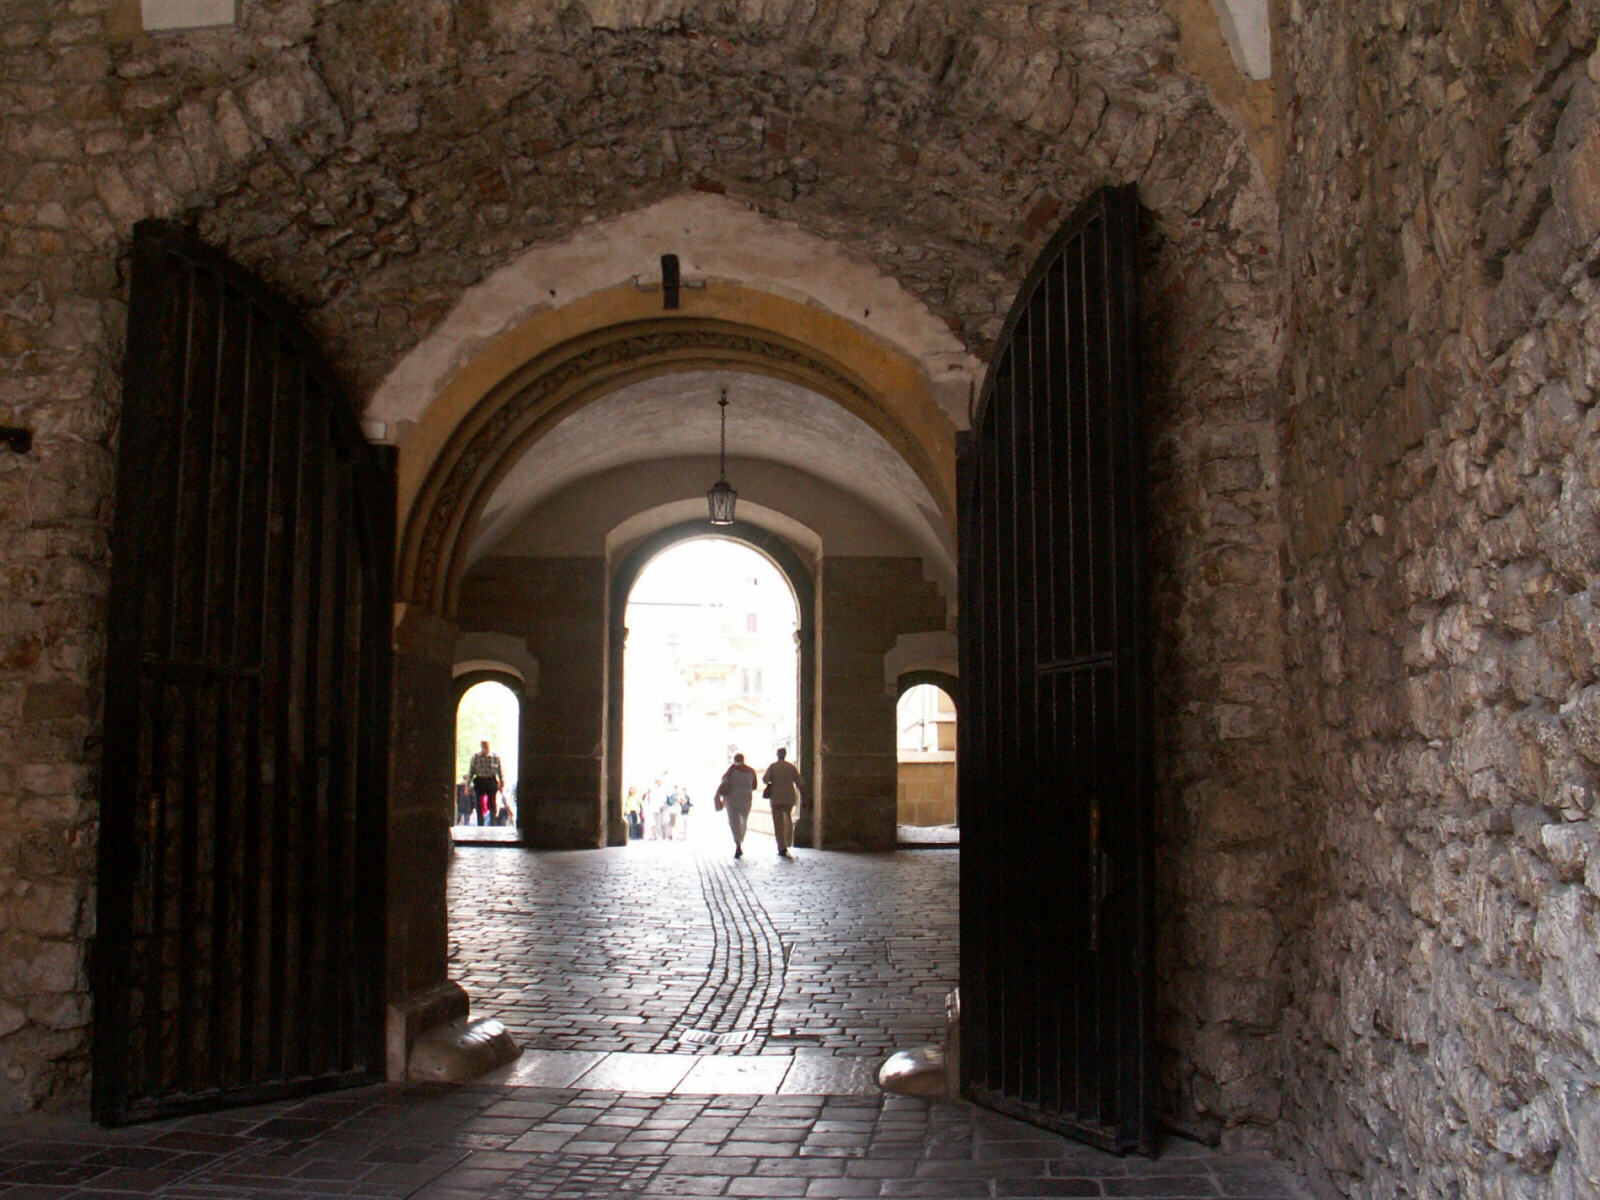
[93,222,393,1125]
[958,186,1154,1153]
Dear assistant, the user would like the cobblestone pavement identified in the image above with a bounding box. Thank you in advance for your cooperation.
[446,838,960,1058]
[0,841,1308,1197]
[0,1085,1307,1198]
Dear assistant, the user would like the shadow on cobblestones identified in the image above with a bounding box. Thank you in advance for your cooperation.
[0,1085,1309,1199]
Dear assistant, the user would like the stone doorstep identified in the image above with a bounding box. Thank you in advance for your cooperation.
[388,981,487,1081]
[407,1016,523,1084]
[479,1049,888,1096]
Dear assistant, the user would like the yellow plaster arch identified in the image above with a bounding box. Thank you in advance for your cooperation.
[396,283,957,615]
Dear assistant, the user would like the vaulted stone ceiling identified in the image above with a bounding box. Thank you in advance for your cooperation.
[469,368,948,570]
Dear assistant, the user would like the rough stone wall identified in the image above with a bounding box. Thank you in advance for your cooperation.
[1140,193,1288,1147]
[52,0,1279,388]
[0,0,1287,1119]
[819,558,948,851]
[0,6,121,1108]
[1277,2,1600,1196]
[457,557,608,849]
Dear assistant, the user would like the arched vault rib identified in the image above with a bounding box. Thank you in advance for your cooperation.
[399,316,953,616]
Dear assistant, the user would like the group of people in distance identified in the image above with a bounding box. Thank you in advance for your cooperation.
[622,748,804,860]
[459,741,804,854]
[715,747,802,860]
[622,780,694,841]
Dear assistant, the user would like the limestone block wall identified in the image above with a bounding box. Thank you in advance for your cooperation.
[1278,3,1600,1196]
[458,557,607,849]
[897,760,957,826]
[819,559,948,850]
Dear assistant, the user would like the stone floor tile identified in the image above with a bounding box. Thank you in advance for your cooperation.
[726,1179,808,1197]
[779,1058,883,1096]
[481,1050,606,1089]
[993,1180,1107,1197]
[660,1155,759,1176]
[879,1179,999,1197]
[803,1179,883,1197]
[569,1053,697,1092]
[677,1056,795,1095]
[749,1158,850,1178]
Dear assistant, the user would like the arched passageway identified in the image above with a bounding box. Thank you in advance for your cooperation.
[619,537,801,851]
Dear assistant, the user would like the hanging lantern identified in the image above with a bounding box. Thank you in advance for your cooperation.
[707,387,737,526]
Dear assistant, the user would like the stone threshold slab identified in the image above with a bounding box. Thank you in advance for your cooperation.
[479,1049,884,1095]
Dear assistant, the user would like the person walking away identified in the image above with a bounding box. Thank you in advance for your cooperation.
[455,781,475,826]
[762,747,803,858]
[468,740,504,827]
[714,753,758,859]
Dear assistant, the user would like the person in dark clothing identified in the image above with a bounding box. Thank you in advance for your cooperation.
[714,752,758,859]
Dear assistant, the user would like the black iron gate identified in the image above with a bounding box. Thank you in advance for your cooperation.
[958,187,1153,1152]
[94,222,394,1125]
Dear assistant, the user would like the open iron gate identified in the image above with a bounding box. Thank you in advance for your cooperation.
[94,222,394,1125]
[958,187,1153,1153]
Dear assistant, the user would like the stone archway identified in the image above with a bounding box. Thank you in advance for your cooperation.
[451,669,524,828]
[606,520,817,850]
[894,669,960,831]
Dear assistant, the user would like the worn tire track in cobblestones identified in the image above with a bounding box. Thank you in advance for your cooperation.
[662,853,786,1051]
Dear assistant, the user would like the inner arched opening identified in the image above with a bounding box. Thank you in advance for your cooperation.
[621,538,800,852]
[454,678,521,829]
[896,679,957,833]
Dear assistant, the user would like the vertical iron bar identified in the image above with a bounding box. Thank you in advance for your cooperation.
[295,390,331,1079]
[268,346,308,1083]
[320,451,354,1074]
[235,306,267,1086]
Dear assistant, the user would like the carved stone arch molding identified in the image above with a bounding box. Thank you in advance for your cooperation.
[397,317,947,617]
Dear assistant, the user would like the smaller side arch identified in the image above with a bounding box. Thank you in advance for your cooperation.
[606,519,816,849]
[883,630,958,697]
[452,668,526,705]
[893,671,960,832]
[453,631,539,694]
[451,672,525,829]
[897,669,959,707]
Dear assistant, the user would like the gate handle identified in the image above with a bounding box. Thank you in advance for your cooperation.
[1089,849,1113,952]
